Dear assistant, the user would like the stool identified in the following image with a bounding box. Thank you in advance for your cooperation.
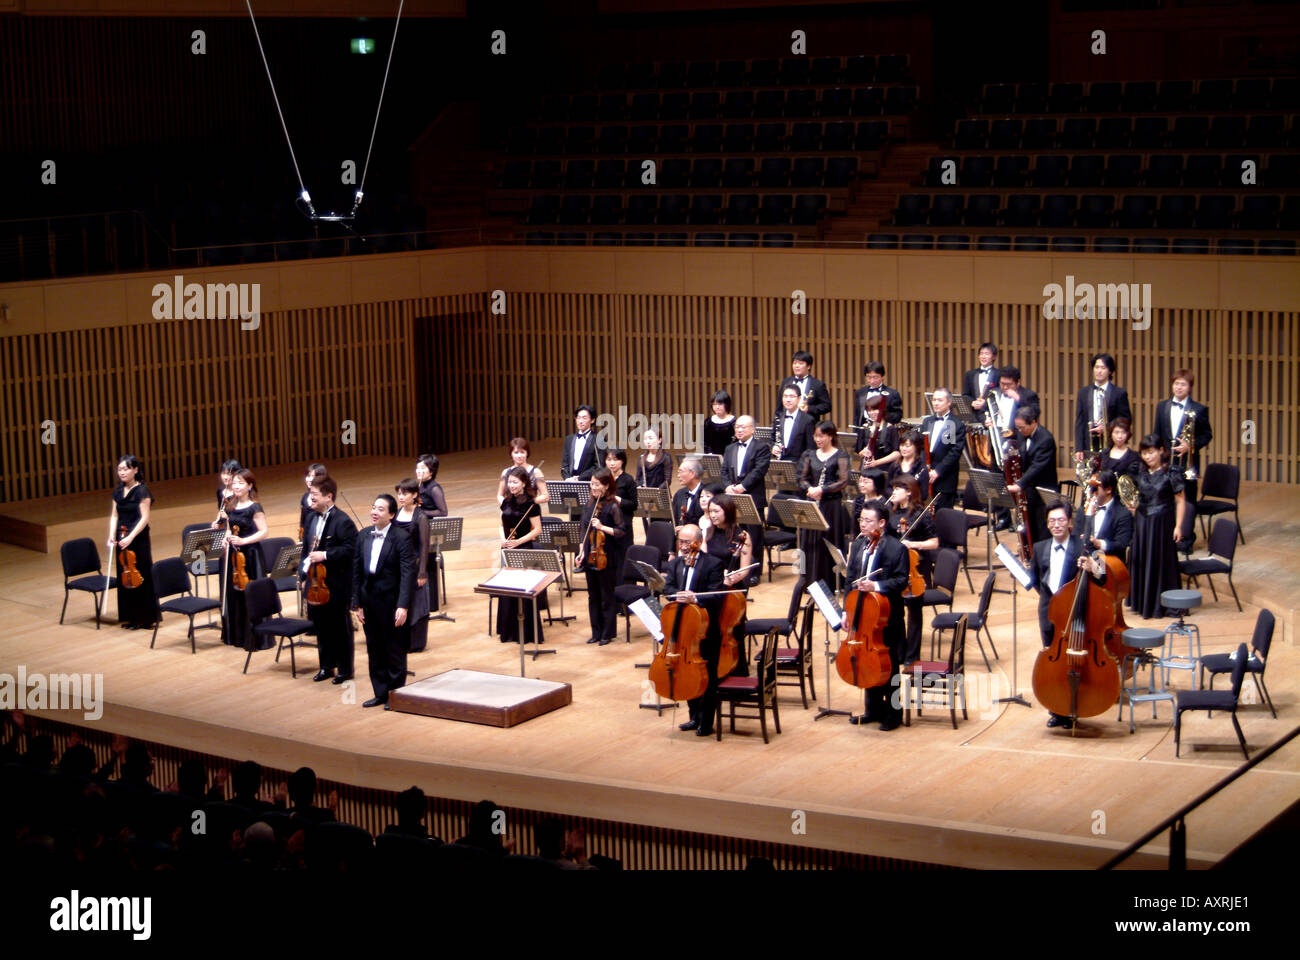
[1160,589,1202,689]
[1116,627,1172,734]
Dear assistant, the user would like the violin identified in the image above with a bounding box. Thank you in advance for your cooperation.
[117,525,143,589]
[835,539,892,689]
[861,420,881,468]
[230,523,250,590]
[896,492,941,599]
[306,534,329,605]
[581,497,608,570]
[649,547,711,702]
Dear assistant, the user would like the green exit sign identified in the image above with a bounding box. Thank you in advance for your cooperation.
[351,38,375,54]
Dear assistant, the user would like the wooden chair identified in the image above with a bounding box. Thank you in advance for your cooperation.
[774,599,817,708]
[904,615,968,729]
[716,628,781,742]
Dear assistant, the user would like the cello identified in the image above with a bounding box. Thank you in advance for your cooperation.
[835,537,893,690]
[1031,541,1121,723]
[648,547,711,702]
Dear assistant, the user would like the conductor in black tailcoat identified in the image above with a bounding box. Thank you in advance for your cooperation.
[351,494,415,709]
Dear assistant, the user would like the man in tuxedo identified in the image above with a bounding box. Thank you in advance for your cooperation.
[722,415,771,567]
[672,459,706,530]
[853,361,903,426]
[962,341,999,409]
[1006,403,1057,546]
[921,387,966,510]
[772,386,816,463]
[350,494,416,710]
[1073,469,1132,565]
[1028,502,1108,729]
[776,350,831,421]
[1152,368,1212,509]
[302,476,358,684]
[561,405,604,482]
[1073,353,1132,463]
[662,524,726,736]
[993,366,1039,437]
[844,500,911,731]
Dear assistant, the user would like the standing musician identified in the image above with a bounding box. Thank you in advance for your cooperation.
[1072,469,1132,565]
[854,395,899,471]
[413,455,448,517]
[212,468,269,650]
[850,469,890,532]
[994,366,1039,436]
[299,463,327,544]
[702,494,757,675]
[1073,354,1132,465]
[497,466,547,645]
[962,342,1000,410]
[577,468,630,646]
[605,448,639,519]
[393,479,432,653]
[703,390,737,456]
[772,386,816,463]
[672,458,706,530]
[1006,404,1057,546]
[215,459,242,514]
[796,423,852,587]
[845,501,910,731]
[1027,502,1108,730]
[663,525,726,737]
[887,430,930,501]
[887,476,939,665]
[497,438,549,507]
[108,454,161,630]
[351,494,415,709]
[921,387,966,510]
[1152,368,1212,526]
[776,350,831,421]
[722,415,771,567]
[1128,435,1188,621]
[1103,417,1142,480]
[562,405,605,481]
[635,428,674,535]
[854,361,904,426]
[301,475,357,684]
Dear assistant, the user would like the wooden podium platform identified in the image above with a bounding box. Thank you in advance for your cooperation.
[388,669,572,727]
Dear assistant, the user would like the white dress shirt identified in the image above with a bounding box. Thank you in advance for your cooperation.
[368,525,390,574]
[1049,541,1068,592]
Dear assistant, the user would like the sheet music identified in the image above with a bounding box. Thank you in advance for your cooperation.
[629,598,665,641]
[807,579,844,630]
[994,544,1032,589]
[483,568,550,592]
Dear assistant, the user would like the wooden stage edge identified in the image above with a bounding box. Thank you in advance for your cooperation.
[2,446,1298,870]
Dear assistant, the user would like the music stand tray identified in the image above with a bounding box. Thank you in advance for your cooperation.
[631,560,667,594]
[540,520,586,595]
[427,517,463,623]
[504,548,574,629]
[547,480,590,520]
[836,430,858,451]
[968,468,1014,578]
[1038,486,1067,510]
[695,454,724,482]
[765,459,800,493]
[771,498,829,533]
[180,527,225,630]
[753,426,775,446]
[728,493,764,528]
[635,486,672,520]
[475,570,561,676]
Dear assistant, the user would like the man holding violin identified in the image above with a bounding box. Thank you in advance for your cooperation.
[846,501,910,732]
[663,525,726,737]
[302,476,358,684]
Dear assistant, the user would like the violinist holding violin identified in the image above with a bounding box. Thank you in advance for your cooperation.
[576,468,629,646]
[663,525,726,736]
[108,454,161,630]
[888,476,939,665]
[211,468,269,650]
[301,475,358,683]
[845,501,910,731]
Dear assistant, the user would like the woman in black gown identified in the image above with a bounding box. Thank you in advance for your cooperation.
[635,428,674,535]
[1103,417,1141,480]
[414,454,447,611]
[604,448,638,525]
[108,454,161,629]
[702,493,757,676]
[496,438,549,507]
[797,422,851,587]
[212,468,269,649]
[577,469,630,645]
[703,390,736,456]
[1127,435,1187,620]
[393,479,432,653]
[888,475,939,665]
[886,430,930,501]
[497,467,546,645]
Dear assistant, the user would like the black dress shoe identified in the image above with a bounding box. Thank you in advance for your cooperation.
[383,702,392,711]
[679,720,699,731]
[878,719,901,731]
[332,674,352,685]
[1046,714,1074,729]
[362,696,386,708]
[995,517,1011,532]
[695,726,713,737]
[849,714,874,725]
[312,670,333,682]
[585,637,600,644]
[597,637,613,646]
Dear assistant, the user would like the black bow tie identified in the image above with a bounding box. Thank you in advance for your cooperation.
[785,414,794,420]
[1172,401,1184,409]
[577,432,589,439]
[374,530,386,540]
[1054,544,1065,552]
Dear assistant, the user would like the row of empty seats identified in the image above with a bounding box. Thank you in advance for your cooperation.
[977,78,1300,115]
[893,192,1300,231]
[535,85,919,124]
[507,119,893,156]
[525,192,830,226]
[865,234,1297,255]
[525,231,803,247]
[592,55,912,93]
[923,152,1299,189]
[951,114,1299,151]
[501,156,860,190]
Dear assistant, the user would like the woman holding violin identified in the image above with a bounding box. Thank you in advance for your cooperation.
[211,468,269,649]
[703,493,757,677]
[855,395,899,472]
[108,454,161,630]
[497,466,547,645]
[796,422,851,587]
[888,476,939,665]
[496,438,549,507]
[393,479,432,653]
[577,468,629,646]
[886,429,930,502]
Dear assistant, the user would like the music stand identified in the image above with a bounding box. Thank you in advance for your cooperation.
[269,542,304,617]
[635,486,672,521]
[632,560,667,594]
[993,544,1033,709]
[475,569,560,677]
[548,480,590,520]
[180,527,225,631]
[835,430,858,451]
[628,596,674,713]
[541,520,585,595]
[771,498,828,579]
[807,578,853,721]
[1038,486,1068,511]
[728,493,764,528]
[765,460,800,493]
[753,426,774,446]
[824,542,848,582]
[695,454,724,483]
[502,549,567,647]
[427,517,463,623]
[968,468,1011,578]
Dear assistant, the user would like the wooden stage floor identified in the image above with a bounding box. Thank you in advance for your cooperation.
[1,445,1296,869]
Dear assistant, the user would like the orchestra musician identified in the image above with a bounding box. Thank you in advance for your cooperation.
[1072,469,1132,565]
[298,463,325,542]
[854,395,899,471]
[497,466,546,645]
[1104,417,1142,480]
[213,468,269,650]
[962,342,1000,410]
[108,454,161,630]
[577,468,630,646]
[215,459,242,515]
[888,476,939,665]
[702,493,757,675]
[850,469,889,532]
[796,422,851,587]
[562,405,605,481]
[845,500,910,731]
[776,350,831,421]
[1128,435,1188,620]
[1152,368,1212,531]
[497,438,549,507]
[605,448,639,519]
[351,494,416,709]
[414,455,448,517]
[635,428,674,536]
[392,479,432,653]
[887,430,930,501]
[1006,404,1057,546]
[920,387,966,510]
[772,386,816,463]
[1073,354,1132,465]
[994,366,1039,437]
[703,390,737,456]
[853,361,904,426]
[722,415,770,569]
[663,524,727,737]
[301,475,357,683]
[671,458,706,530]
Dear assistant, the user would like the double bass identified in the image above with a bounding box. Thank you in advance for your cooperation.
[648,547,711,702]
[1080,478,1140,678]
[835,538,893,690]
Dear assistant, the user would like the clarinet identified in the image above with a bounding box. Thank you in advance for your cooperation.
[771,411,784,456]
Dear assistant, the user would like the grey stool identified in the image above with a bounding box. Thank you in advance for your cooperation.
[1117,627,1172,734]
[1160,589,1202,689]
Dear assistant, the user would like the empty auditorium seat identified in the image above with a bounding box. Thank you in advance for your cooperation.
[929,194,965,227]
[724,194,758,226]
[658,194,690,225]
[894,194,929,226]
[690,194,724,225]
[566,126,596,154]
[1093,236,1130,254]
[630,93,659,122]
[855,121,888,150]
[1267,155,1300,187]
[1041,194,1077,228]
[1087,81,1122,113]
[1022,117,1057,150]
[1117,195,1157,229]
[976,235,1011,251]
[592,232,621,246]
[994,155,1029,187]
[1070,155,1104,187]
[1060,117,1095,149]
[1017,82,1048,113]
[1208,116,1246,149]
[1171,116,1208,149]
[625,195,658,225]
[692,91,721,120]
[1095,117,1132,149]
[1183,154,1222,188]
[1158,80,1193,112]
[883,86,917,114]
[754,122,785,151]
[500,161,530,189]
[1132,237,1169,254]
[749,59,779,87]
[792,194,828,225]
[723,91,754,120]
[823,121,854,151]
[811,57,842,86]
[1032,155,1068,187]
[1217,237,1254,255]
[1195,195,1234,230]
[722,122,754,152]
[758,195,792,225]
[531,160,561,189]
[762,233,795,248]
[598,93,627,121]
[755,89,785,118]
[955,120,987,151]
[866,232,898,249]
[692,158,722,188]
[901,233,934,250]
[1221,154,1260,187]
[821,88,853,117]
[852,87,883,116]
[556,232,586,246]
[1131,117,1168,149]
[780,58,811,86]
[1245,115,1285,147]
[536,127,566,154]
[694,232,725,247]
[693,124,723,152]
[524,231,555,245]
[628,125,657,154]
[1157,195,1195,230]
[1014,235,1049,251]
[791,157,825,188]
[961,156,995,187]
[876,54,909,83]
[1077,194,1114,228]
[722,157,754,187]
[627,62,654,88]
[789,122,821,151]
[785,89,817,118]
[589,195,622,225]
[1196,79,1232,111]
[1281,197,1300,230]
[965,194,1000,227]
[1122,81,1157,112]
[936,234,971,250]
[1171,238,1210,255]
[1004,194,1040,227]
[844,55,874,84]
[1256,239,1296,255]
[660,158,689,187]
[983,84,1015,115]
[759,157,792,187]
[1239,195,1280,230]
[1052,236,1087,252]
[564,159,595,189]
[1105,155,1142,187]
[687,61,716,88]
[988,118,1022,150]
[558,195,591,223]
[661,92,690,120]
[824,157,858,187]
[570,95,598,122]
[526,195,560,225]
[728,232,759,247]
[717,60,746,88]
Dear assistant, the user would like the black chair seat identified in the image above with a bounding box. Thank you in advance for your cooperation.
[965,515,988,530]
[69,574,117,591]
[254,617,314,639]
[161,595,221,616]
[745,617,792,636]
[1196,500,1234,518]
[1199,652,1259,674]
[920,588,952,606]
[613,584,651,605]
[1180,558,1230,577]
[1176,689,1235,711]
[931,610,984,631]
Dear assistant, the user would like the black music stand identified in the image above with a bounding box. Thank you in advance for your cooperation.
[180,527,225,632]
[547,480,590,521]
[628,562,667,671]
[1038,486,1068,511]
[504,547,573,628]
[269,542,304,617]
[807,578,853,721]
[695,454,724,483]
[968,468,1012,577]
[635,486,672,523]
[728,493,764,528]
[835,430,858,451]
[993,544,1033,709]
[753,426,775,446]
[427,517,462,623]
[765,460,800,493]
[475,570,560,677]
[771,497,829,580]
[541,520,585,595]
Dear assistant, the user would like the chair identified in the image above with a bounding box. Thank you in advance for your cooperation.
[920,549,960,624]
[933,507,974,592]
[614,545,661,644]
[1200,609,1276,718]
[260,535,299,601]
[1179,520,1242,612]
[904,615,967,729]
[1116,627,1174,734]
[716,628,781,742]
[1174,643,1249,759]
[150,557,221,653]
[1196,463,1244,544]
[243,577,315,677]
[745,576,806,672]
[59,537,118,628]
[930,571,998,671]
[773,599,817,708]
[645,521,675,569]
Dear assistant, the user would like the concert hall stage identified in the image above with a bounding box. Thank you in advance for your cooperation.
[1,446,1296,869]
